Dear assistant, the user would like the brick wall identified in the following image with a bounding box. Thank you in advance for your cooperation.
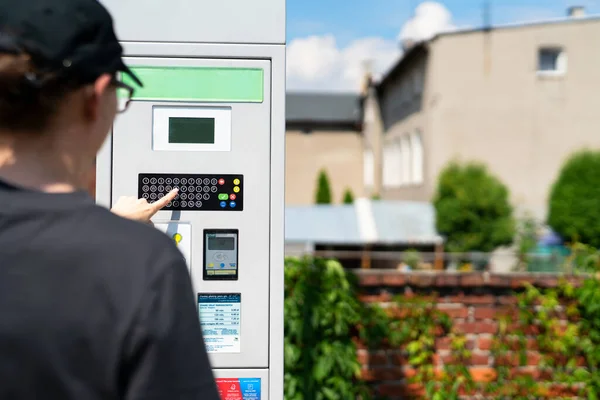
[354,271,584,399]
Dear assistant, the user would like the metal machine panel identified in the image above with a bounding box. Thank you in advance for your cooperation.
[96,42,285,399]
[99,0,285,45]
[111,56,271,369]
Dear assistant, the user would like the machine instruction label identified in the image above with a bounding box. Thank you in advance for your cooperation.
[198,293,241,353]
[216,378,261,400]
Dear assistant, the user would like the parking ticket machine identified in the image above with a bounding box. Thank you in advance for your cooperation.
[95,1,285,398]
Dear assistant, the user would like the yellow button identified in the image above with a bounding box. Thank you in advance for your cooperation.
[172,233,183,245]
[233,186,240,193]
[208,263,214,267]
[233,179,240,185]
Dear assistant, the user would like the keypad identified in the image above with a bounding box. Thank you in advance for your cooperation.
[138,173,244,211]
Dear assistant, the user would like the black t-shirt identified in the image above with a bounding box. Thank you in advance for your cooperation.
[0,180,220,400]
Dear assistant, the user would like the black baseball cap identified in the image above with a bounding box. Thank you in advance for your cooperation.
[0,0,142,87]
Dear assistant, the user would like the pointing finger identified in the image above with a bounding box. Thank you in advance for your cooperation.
[151,188,179,211]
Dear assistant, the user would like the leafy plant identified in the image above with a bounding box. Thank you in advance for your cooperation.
[342,188,355,204]
[433,160,516,253]
[385,295,474,399]
[315,169,332,204]
[514,214,539,271]
[548,149,600,248]
[403,249,422,270]
[284,256,370,400]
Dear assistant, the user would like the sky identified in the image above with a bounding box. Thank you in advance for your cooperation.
[286,0,600,92]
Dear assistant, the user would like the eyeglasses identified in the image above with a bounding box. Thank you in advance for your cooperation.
[111,76,135,113]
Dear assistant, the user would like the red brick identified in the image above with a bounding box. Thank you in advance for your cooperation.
[357,350,368,365]
[390,353,408,366]
[496,352,542,367]
[435,274,460,286]
[436,337,451,350]
[437,305,469,319]
[478,337,493,351]
[402,367,417,379]
[470,353,490,366]
[357,273,381,286]
[361,367,403,381]
[442,294,495,305]
[510,276,537,289]
[474,307,498,320]
[365,351,389,366]
[460,274,485,286]
[455,321,498,334]
[406,274,436,286]
[358,293,391,303]
[510,367,540,380]
[489,275,512,287]
[498,296,518,305]
[381,273,406,286]
[469,367,497,382]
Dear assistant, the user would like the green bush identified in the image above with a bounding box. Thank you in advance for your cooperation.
[342,188,354,204]
[548,149,600,247]
[284,257,369,400]
[433,160,516,252]
[403,249,422,270]
[315,169,332,204]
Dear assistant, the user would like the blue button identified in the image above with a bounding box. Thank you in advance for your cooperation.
[220,201,227,208]
[220,263,225,268]
[230,201,236,208]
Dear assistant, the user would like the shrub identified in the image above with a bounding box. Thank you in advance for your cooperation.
[284,257,369,399]
[342,188,354,204]
[403,249,422,270]
[315,169,332,204]
[548,149,600,247]
[433,160,516,253]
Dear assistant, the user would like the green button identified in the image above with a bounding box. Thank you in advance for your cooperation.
[218,194,228,200]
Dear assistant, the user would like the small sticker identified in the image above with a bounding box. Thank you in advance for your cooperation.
[216,378,261,400]
[154,222,191,268]
[198,293,241,353]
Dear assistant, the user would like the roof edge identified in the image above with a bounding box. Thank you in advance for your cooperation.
[375,13,600,90]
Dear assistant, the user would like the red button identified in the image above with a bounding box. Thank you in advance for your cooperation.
[218,178,225,185]
[230,194,236,200]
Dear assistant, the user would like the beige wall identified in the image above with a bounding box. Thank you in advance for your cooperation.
[377,18,600,218]
[285,129,364,205]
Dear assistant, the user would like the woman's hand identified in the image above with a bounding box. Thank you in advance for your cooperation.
[111,188,179,224]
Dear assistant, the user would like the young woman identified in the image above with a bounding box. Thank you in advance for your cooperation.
[0,0,219,398]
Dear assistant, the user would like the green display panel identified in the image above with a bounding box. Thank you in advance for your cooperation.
[121,66,264,103]
[168,117,215,144]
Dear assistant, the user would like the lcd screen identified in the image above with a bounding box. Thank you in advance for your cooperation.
[168,117,215,144]
[208,236,235,251]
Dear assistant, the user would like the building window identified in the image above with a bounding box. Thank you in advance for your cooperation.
[383,140,402,188]
[363,148,374,189]
[538,47,567,75]
[400,135,411,185]
[410,130,424,184]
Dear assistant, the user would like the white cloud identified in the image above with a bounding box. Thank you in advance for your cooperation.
[398,2,456,48]
[286,35,400,92]
[286,1,456,92]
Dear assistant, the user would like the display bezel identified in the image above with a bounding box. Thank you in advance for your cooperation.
[203,229,239,281]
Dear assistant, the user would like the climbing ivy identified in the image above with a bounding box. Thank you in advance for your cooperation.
[284,250,600,400]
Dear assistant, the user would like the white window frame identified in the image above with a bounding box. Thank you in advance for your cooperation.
[410,130,424,184]
[383,140,402,188]
[400,135,411,185]
[537,47,567,76]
